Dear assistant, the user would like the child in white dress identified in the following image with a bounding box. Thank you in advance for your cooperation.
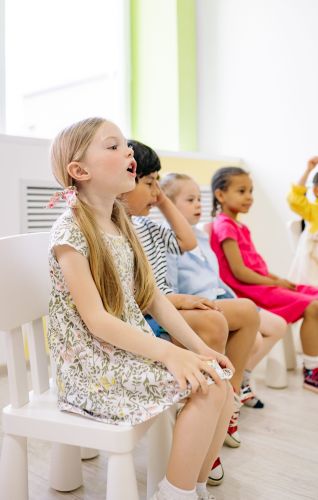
[48,117,234,500]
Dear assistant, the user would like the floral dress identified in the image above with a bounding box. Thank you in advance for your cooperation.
[49,209,195,426]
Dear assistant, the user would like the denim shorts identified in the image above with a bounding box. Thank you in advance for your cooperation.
[144,315,172,341]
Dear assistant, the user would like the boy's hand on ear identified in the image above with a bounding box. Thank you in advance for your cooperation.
[307,156,318,172]
[154,183,168,208]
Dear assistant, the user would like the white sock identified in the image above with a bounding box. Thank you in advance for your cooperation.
[242,370,252,385]
[159,476,197,499]
[196,481,208,496]
[303,354,318,370]
[242,369,251,386]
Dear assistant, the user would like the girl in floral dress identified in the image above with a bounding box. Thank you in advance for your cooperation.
[48,117,234,500]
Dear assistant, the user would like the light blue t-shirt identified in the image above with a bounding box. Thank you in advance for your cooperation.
[166,226,235,300]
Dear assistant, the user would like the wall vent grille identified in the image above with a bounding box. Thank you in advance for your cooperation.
[21,181,212,233]
[21,180,64,233]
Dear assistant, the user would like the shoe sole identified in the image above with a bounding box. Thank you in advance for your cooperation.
[207,474,224,486]
[224,434,241,448]
[303,383,318,394]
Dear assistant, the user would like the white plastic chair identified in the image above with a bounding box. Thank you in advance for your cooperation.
[0,232,174,500]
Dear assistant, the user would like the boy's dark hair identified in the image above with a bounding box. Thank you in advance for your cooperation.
[313,172,318,186]
[128,140,161,181]
[211,166,248,216]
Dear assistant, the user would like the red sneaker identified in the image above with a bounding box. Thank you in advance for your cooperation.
[303,366,318,393]
[224,392,241,448]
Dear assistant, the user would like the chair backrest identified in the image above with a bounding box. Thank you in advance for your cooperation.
[0,232,50,331]
[0,232,50,407]
[286,220,303,253]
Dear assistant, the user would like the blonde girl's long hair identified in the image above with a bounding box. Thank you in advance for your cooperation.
[50,117,155,316]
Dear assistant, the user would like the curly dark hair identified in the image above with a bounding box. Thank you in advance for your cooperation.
[128,140,161,181]
[211,166,248,216]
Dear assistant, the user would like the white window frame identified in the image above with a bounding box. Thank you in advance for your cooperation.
[0,0,131,138]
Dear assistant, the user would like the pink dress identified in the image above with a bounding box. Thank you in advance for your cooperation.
[211,213,318,323]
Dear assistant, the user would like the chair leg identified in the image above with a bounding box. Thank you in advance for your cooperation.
[147,407,176,499]
[106,452,139,500]
[265,339,288,388]
[49,443,83,491]
[81,447,99,460]
[0,434,28,500]
[283,325,297,371]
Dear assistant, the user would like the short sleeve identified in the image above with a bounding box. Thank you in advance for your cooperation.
[49,210,89,259]
[214,218,239,244]
[152,220,181,255]
[165,253,180,293]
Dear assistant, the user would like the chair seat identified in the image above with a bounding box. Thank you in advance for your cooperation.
[2,387,153,453]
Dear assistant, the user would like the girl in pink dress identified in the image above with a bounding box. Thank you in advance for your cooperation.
[211,166,318,394]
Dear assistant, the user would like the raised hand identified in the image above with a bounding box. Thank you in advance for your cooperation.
[307,156,318,172]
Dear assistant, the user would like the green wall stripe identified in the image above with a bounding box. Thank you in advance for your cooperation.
[130,0,197,151]
[177,0,197,150]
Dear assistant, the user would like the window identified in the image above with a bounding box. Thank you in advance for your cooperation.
[2,0,130,138]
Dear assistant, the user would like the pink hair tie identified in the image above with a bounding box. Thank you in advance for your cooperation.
[47,186,78,208]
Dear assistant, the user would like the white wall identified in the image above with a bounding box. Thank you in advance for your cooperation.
[196,0,318,274]
[0,134,53,237]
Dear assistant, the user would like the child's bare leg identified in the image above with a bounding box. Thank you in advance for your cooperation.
[217,298,259,393]
[246,310,287,370]
[166,382,229,490]
[198,381,234,482]
[177,309,228,353]
[300,301,318,355]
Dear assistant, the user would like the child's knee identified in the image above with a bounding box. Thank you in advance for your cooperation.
[203,311,228,352]
[207,380,228,407]
[237,298,260,328]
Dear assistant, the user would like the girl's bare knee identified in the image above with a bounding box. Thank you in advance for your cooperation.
[238,298,260,327]
[207,380,228,407]
[200,311,228,352]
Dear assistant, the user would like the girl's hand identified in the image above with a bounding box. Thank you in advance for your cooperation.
[307,156,318,172]
[176,294,223,312]
[198,346,235,374]
[274,278,296,290]
[164,345,226,394]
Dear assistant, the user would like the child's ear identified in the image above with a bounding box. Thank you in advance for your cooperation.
[214,188,224,203]
[67,162,90,183]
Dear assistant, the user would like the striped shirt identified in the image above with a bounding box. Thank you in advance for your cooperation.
[133,216,181,295]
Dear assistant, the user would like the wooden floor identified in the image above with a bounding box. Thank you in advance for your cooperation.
[0,363,318,500]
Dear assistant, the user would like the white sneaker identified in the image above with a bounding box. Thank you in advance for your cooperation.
[207,457,224,486]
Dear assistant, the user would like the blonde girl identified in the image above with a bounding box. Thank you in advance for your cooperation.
[48,117,234,500]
